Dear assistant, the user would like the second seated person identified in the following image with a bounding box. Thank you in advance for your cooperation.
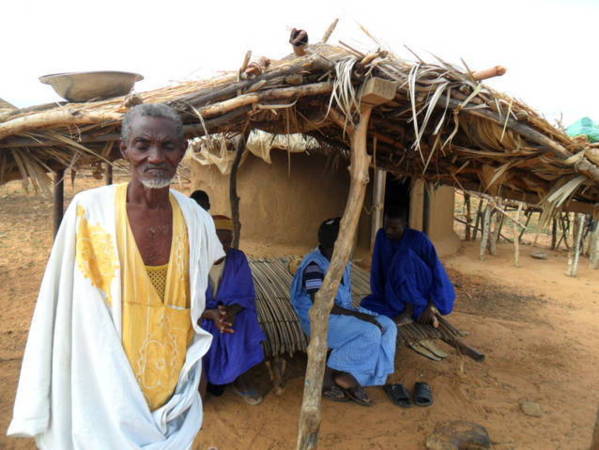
[291,218,397,406]
[200,215,266,405]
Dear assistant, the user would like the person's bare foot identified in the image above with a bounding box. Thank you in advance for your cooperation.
[233,375,263,406]
[333,372,358,390]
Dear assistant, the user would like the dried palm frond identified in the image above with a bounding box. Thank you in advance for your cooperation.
[327,57,360,130]
[539,176,588,225]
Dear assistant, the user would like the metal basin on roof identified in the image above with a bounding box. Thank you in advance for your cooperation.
[39,71,143,103]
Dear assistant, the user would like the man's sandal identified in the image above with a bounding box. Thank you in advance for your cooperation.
[413,382,433,407]
[383,383,412,408]
[322,385,350,402]
[343,386,372,407]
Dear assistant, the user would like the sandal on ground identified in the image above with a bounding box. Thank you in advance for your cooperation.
[343,386,373,407]
[413,382,433,407]
[231,385,264,406]
[383,383,412,408]
[322,385,350,403]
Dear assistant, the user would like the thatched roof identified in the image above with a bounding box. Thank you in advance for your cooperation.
[1,39,598,214]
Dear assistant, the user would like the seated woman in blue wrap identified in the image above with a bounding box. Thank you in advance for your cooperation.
[361,207,456,326]
[200,215,266,405]
[291,218,397,406]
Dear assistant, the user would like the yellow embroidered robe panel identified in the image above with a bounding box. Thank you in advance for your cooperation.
[115,184,193,411]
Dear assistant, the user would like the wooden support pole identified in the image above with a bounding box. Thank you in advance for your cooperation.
[551,217,558,250]
[519,209,533,242]
[495,211,506,243]
[53,168,65,237]
[297,78,397,449]
[105,163,113,185]
[229,132,248,249]
[568,213,585,277]
[480,203,491,261]
[473,198,484,241]
[591,220,599,269]
[464,192,472,241]
[489,203,499,256]
[513,202,522,267]
[371,168,386,249]
[423,182,431,236]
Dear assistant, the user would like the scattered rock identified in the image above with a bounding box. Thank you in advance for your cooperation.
[426,421,491,449]
[520,400,543,417]
[530,251,548,260]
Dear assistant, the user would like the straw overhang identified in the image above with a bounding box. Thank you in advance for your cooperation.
[1,41,597,213]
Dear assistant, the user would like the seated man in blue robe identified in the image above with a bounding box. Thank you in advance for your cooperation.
[361,207,456,326]
[200,215,266,405]
[291,218,397,406]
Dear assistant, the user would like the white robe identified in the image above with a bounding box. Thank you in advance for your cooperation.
[7,184,224,449]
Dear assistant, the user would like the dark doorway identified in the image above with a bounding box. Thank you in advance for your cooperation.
[384,176,411,221]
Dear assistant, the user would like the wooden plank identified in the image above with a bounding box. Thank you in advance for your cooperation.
[53,169,65,237]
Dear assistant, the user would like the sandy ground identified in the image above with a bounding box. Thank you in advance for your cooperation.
[0,177,598,449]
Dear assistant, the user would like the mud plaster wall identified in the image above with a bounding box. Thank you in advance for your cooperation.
[189,152,459,258]
[189,151,367,256]
[409,180,461,257]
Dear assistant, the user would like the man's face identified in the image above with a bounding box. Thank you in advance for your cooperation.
[384,216,406,241]
[120,116,186,189]
[216,229,233,253]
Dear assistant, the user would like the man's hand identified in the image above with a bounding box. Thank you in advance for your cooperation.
[219,304,244,329]
[417,304,439,328]
[201,308,234,334]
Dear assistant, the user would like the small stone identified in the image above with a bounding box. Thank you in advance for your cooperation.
[520,400,543,417]
[530,251,548,260]
[426,421,491,450]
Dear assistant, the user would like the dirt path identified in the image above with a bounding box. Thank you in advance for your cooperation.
[0,179,597,449]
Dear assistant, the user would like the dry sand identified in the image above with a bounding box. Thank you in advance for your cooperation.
[0,177,598,449]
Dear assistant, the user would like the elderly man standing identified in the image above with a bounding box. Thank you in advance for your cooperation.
[7,104,224,449]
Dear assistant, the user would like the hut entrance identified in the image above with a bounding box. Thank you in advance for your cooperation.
[384,175,411,221]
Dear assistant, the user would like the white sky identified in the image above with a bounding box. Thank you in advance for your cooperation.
[2,0,597,127]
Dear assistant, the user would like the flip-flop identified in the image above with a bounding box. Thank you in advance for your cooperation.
[231,385,263,406]
[420,339,449,359]
[343,386,372,407]
[322,385,350,403]
[383,383,412,408]
[408,342,443,361]
[414,382,433,407]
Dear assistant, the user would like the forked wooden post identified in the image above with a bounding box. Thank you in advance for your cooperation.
[296,78,395,450]
[229,131,248,249]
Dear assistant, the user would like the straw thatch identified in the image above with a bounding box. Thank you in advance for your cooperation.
[1,36,598,213]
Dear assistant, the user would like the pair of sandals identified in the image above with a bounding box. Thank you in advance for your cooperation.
[323,384,372,406]
[383,382,433,408]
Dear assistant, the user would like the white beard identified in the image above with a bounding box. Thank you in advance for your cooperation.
[140,176,173,189]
